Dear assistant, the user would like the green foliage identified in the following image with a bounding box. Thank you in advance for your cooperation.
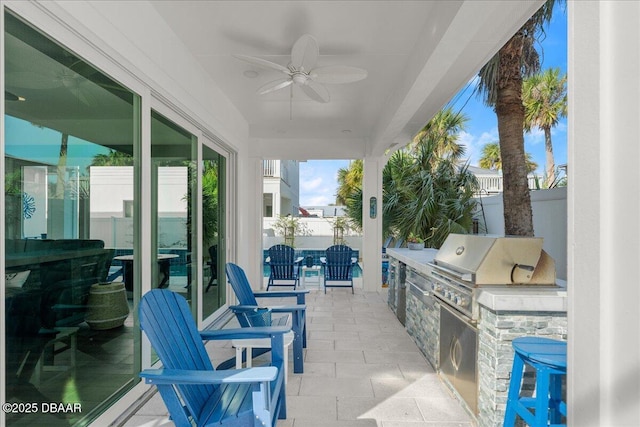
[406,233,423,244]
[336,160,363,205]
[479,142,538,173]
[389,140,478,248]
[341,107,478,248]
[90,149,134,167]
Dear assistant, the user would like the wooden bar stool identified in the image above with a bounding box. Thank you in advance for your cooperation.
[504,337,567,427]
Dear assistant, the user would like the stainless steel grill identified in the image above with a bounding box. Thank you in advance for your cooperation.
[428,233,557,322]
[428,233,558,416]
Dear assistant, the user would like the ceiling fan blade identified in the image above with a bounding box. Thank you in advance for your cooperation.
[6,71,61,89]
[233,54,290,75]
[290,34,318,71]
[5,91,20,101]
[311,65,368,84]
[300,80,330,103]
[257,78,293,95]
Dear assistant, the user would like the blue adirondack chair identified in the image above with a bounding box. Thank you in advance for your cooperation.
[225,262,308,374]
[321,244,356,294]
[139,289,289,427]
[266,244,303,290]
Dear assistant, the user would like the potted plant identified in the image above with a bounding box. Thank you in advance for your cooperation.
[332,216,350,245]
[406,233,424,250]
[273,215,310,247]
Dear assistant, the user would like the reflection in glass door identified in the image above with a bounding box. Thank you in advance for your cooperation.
[150,111,197,312]
[202,145,226,319]
[4,12,139,426]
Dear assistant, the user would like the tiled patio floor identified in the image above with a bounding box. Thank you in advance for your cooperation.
[123,289,475,427]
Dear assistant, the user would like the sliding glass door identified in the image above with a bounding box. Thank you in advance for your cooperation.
[201,145,226,319]
[150,111,196,311]
[4,11,139,425]
[3,9,230,426]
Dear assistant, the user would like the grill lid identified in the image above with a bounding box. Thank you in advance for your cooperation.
[434,234,556,285]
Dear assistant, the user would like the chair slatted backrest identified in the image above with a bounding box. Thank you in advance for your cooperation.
[139,289,215,423]
[268,245,297,280]
[325,245,354,280]
[226,262,260,306]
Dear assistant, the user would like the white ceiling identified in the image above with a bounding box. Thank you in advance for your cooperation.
[150,0,544,159]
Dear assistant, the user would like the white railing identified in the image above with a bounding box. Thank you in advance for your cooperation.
[263,160,277,177]
[475,175,541,194]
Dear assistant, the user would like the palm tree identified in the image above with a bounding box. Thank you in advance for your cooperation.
[90,149,134,167]
[479,142,502,170]
[411,107,467,161]
[523,67,567,187]
[391,140,478,248]
[479,142,538,173]
[341,108,478,247]
[336,159,363,205]
[475,0,558,236]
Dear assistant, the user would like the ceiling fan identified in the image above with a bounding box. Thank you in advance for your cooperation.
[234,34,368,103]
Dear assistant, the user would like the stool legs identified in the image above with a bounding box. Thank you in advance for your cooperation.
[548,370,564,424]
[504,352,525,427]
[504,352,567,427]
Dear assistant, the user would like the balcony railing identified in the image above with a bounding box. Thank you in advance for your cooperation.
[263,160,277,177]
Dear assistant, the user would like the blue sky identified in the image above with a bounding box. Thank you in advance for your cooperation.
[300,4,567,207]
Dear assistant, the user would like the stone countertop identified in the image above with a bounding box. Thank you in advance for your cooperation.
[476,285,567,312]
[386,248,438,272]
[386,247,568,313]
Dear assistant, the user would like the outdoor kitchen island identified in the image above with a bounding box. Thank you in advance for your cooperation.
[387,242,567,427]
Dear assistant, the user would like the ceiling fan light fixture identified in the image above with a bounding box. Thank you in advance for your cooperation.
[292,73,307,85]
[234,34,367,104]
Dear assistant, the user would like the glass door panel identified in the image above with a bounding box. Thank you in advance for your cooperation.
[150,111,196,312]
[4,11,139,426]
[202,145,225,318]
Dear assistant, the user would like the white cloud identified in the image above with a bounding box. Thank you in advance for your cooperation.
[459,128,499,166]
[300,177,323,192]
[298,159,350,206]
[305,195,332,206]
[525,127,545,145]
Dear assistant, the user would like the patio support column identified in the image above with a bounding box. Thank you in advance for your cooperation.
[569,2,640,425]
[361,156,386,292]
[237,154,264,290]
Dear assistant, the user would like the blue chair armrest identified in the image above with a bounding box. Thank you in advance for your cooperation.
[199,326,290,341]
[254,290,310,297]
[140,367,278,385]
[229,304,264,312]
[254,289,309,305]
[269,305,306,314]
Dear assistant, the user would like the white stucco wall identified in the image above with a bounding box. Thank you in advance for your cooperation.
[569,2,640,425]
[475,187,567,280]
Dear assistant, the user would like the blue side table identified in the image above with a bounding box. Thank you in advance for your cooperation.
[504,337,567,427]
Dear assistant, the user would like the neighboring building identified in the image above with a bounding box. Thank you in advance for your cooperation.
[262,159,300,218]
[467,165,539,195]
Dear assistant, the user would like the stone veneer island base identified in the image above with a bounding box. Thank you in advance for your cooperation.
[387,248,568,427]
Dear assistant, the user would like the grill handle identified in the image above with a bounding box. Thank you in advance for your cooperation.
[510,264,535,283]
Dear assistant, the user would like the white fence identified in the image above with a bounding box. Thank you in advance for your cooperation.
[474,187,567,279]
